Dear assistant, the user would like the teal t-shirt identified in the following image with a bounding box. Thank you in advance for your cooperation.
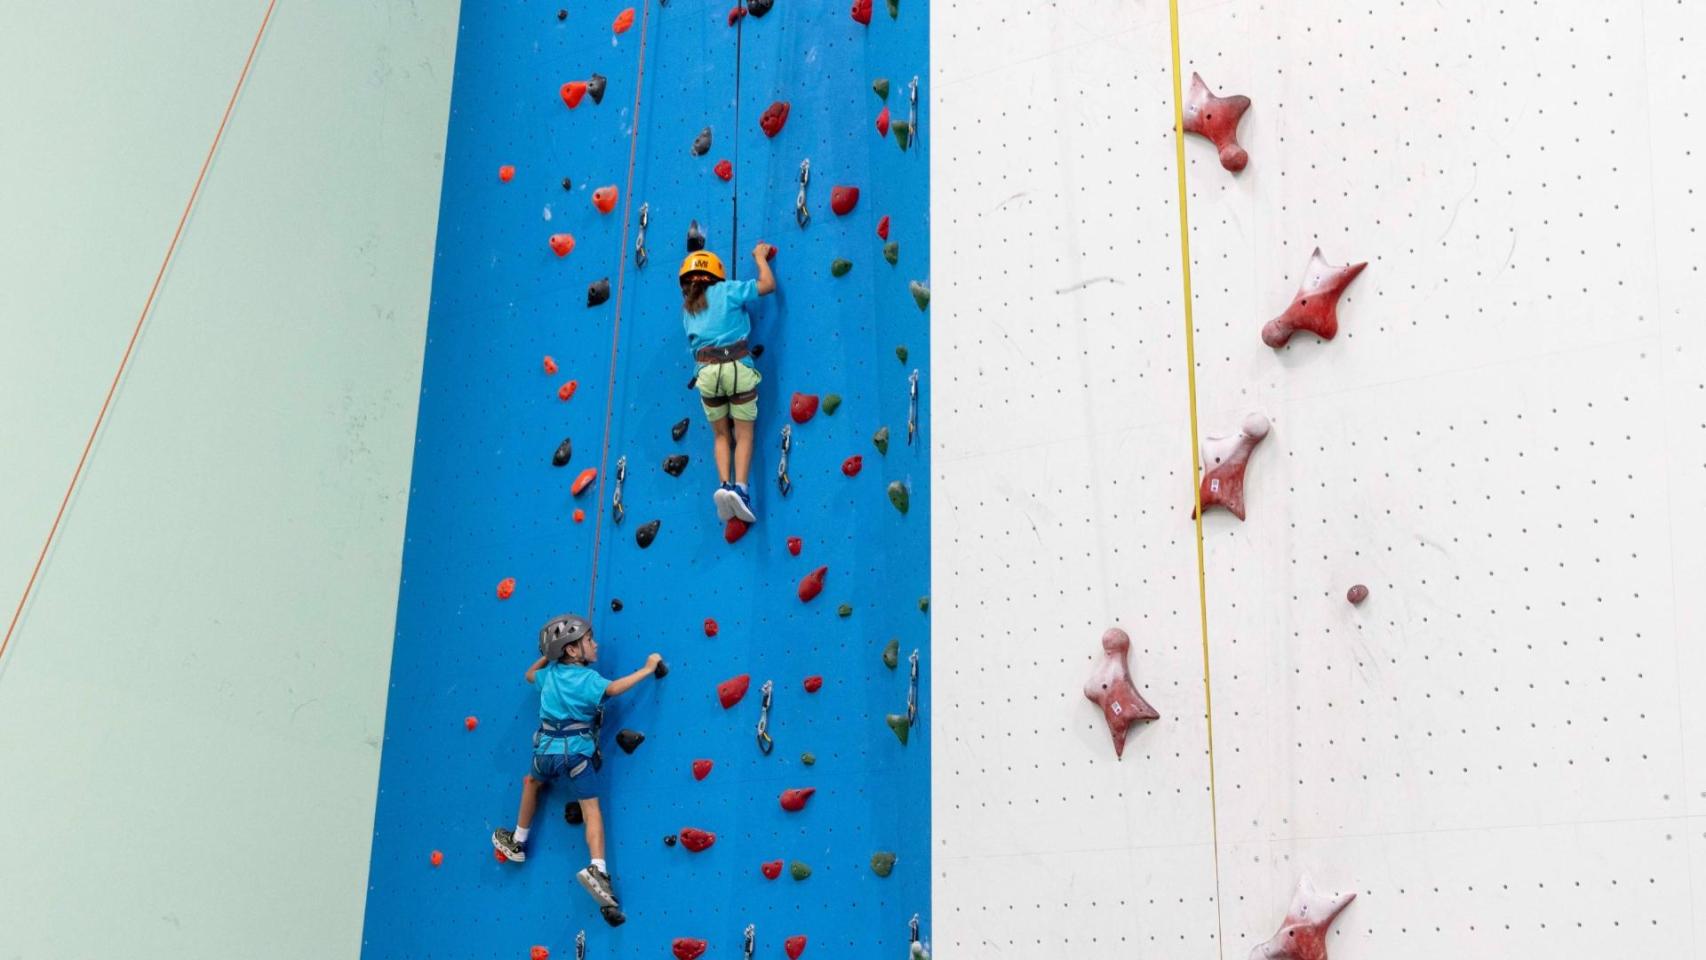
[535,662,608,757]
[684,278,760,365]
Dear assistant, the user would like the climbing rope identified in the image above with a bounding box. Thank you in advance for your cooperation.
[1165,1,1226,955]
[0,0,278,672]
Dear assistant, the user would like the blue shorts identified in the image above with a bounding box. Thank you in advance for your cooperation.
[530,751,602,800]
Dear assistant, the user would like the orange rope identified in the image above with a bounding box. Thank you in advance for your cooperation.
[0,0,278,670]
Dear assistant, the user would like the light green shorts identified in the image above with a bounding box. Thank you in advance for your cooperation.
[697,361,762,422]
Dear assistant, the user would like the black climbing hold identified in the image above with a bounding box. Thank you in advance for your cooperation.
[918,596,930,612]
[552,438,573,466]
[750,344,765,358]
[882,637,899,669]
[663,454,689,476]
[565,800,584,825]
[686,220,706,252]
[587,278,611,307]
[671,417,691,441]
[887,0,898,18]
[616,729,646,754]
[562,177,573,191]
[557,8,568,20]
[587,73,607,105]
[747,0,773,15]
[636,519,661,548]
[600,905,626,928]
[653,658,669,678]
[611,598,624,612]
[895,345,909,363]
[664,834,678,846]
[691,127,712,156]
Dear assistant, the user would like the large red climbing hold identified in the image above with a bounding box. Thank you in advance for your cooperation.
[876,106,890,137]
[703,618,719,638]
[779,787,816,812]
[678,827,716,852]
[592,186,618,214]
[1181,72,1252,172]
[498,164,515,182]
[549,233,575,257]
[692,759,713,780]
[724,517,750,543]
[790,392,819,423]
[830,186,859,215]
[1194,413,1270,521]
[560,81,588,109]
[557,380,578,401]
[1261,248,1368,347]
[718,674,751,708]
[542,355,558,375]
[842,455,863,477]
[671,939,708,960]
[876,215,890,240]
[803,675,823,693]
[572,467,598,496]
[1252,876,1356,960]
[784,936,807,959]
[851,0,872,24]
[496,578,516,600]
[1083,627,1159,758]
[761,859,784,879]
[798,566,827,603]
[761,101,790,137]
[787,536,802,555]
[612,7,635,33]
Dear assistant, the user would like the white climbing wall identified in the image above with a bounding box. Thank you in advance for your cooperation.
[931,1,1706,957]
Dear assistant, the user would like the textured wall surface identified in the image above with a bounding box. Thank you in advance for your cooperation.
[0,2,458,958]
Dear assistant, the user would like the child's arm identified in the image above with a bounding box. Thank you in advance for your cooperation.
[752,244,777,296]
[524,656,549,683]
[604,653,664,698]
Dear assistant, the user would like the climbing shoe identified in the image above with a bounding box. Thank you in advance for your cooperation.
[577,864,619,908]
[491,829,526,863]
[729,484,757,523]
[713,483,737,522]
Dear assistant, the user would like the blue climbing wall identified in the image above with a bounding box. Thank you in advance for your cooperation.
[362,2,929,956]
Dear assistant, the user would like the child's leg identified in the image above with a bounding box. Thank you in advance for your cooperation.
[712,417,734,485]
[578,797,606,862]
[516,774,544,830]
[732,418,755,488]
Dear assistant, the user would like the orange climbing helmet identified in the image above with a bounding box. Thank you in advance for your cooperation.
[679,250,725,281]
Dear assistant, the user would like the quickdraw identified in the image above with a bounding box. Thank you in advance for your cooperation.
[743,924,756,960]
[634,202,649,268]
[777,424,793,496]
[907,649,920,727]
[756,679,774,755]
[907,369,920,446]
[575,930,586,960]
[794,158,811,228]
[612,456,628,525]
[907,76,921,147]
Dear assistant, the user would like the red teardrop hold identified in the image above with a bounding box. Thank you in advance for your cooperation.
[592,185,618,213]
[784,936,807,960]
[572,467,598,496]
[798,566,827,602]
[612,7,635,33]
[724,517,750,543]
[876,215,890,240]
[876,106,890,137]
[678,827,716,852]
[703,618,719,637]
[549,233,576,257]
[779,787,816,812]
[692,759,713,780]
[727,4,746,24]
[498,164,515,181]
[671,939,707,960]
[803,675,823,693]
[761,859,784,879]
[787,536,803,555]
[714,159,733,181]
[842,455,863,477]
[830,185,859,215]
[790,392,819,423]
[718,674,751,708]
[561,81,587,108]
[496,577,516,599]
[760,101,791,137]
[542,355,558,375]
[851,0,872,24]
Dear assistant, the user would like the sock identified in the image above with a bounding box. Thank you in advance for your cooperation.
[590,857,607,873]
[514,826,530,843]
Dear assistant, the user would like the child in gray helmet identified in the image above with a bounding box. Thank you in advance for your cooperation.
[492,613,661,921]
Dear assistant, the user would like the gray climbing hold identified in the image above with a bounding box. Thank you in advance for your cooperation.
[692,127,712,156]
[873,77,889,100]
[887,480,910,514]
[870,851,896,877]
[837,603,852,618]
[873,426,889,456]
[663,454,689,476]
[553,438,573,466]
[831,258,853,277]
[883,242,899,265]
[636,519,660,548]
[672,417,691,441]
[588,277,611,307]
[908,280,929,310]
[822,394,842,415]
[882,637,899,670]
[587,73,608,104]
[895,345,908,363]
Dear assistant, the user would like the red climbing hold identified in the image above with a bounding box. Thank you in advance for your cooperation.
[612,7,635,33]
[851,0,872,24]
[1347,584,1369,606]
[671,940,707,960]
[498,164,515,182]
[1252,876,1356,960]
[531,948,550,960]
[761,859,784,879]
[494,848,508,863]
[549,233,575,257]
[464,716,478,731]
[560,81,588,109]
[713,159,733,181]
[542,355,558,375]
[1193,413,1270,521]
[592,185,618,214]
[572,467,598,496]
[1261,248,1368,347]
[496,578,516,600]
[876,106,890,137]
[724,517,750,543]
[703,618,719,637]
[790,392,819,423]
[431,849,444,867]
[727,4,746,25]
[842,455,863,477]
[787,536,802,556]
[803,674,823,693]
[678,827,716,852]
[784,936,807,959]
[573,508,586,523]
[692,759,713,780]
[876,215,890,240]
[797,566,827,603]
[1083,627,1159,758]
[830,186,859,215]
[779,787,816,812]
[558,380,578,401]
[1181,72,1252,172]
[760,101,790,138]
[718,674,751,709]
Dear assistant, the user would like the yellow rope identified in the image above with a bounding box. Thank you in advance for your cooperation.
[1165,2,1226,955]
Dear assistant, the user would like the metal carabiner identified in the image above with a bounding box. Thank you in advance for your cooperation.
[908,76,920,147]
[756,680,774,755]
[794,158,811,228]
[907,369,920,447]
[907,649,920,727]
[635,203,649,268]
[776,424,793,496]
[575,930,586,960]
[743,924,756,960]
[909,914,929,959]
[612,456,628,525]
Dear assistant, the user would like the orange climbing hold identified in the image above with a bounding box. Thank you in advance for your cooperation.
[779,787,816,812]
[797,566,827,602]
[464,716,478,731]
[760,859,783,879]
[496,578,516,600]
[692,759,713,780]
[572,468,598,496]
[561,81,587,108]
[803,675,823,693]
[671,939,707,960]
[572,508,586,523]
[830,186,859,215]
[785,936,807,960]
[718,674,751,708]
[612,7,635,33]
[549,233,575,257]
[498,164,515,181]
[430,849,444,867]
[592,185,618,214]
[713,159,733,181]
[542,356,558,375]
[877,215,890,240]
[557,380,578,401]
[876,106,890,137]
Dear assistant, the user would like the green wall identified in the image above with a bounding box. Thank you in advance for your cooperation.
[0,2,458,957]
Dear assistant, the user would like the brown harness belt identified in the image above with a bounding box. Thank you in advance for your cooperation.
[693,339,758,406]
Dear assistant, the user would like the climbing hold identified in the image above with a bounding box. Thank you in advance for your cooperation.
[587,73,607,105]
[876,215,890,239]
[1193,413,1270,521]
[464,716,478,731]
[654,659,669,678]
[558,380,579,401]
[850,0,871,24]
[572,509,585,523]
[909,280,930,310]
[830,186,859,215]
[671,417,691,441]
[549,233,576,257]
[727,4,746,25]
[801,752,816,765]
[803,674,823,693]
[1181,72,1251,172]
[587,278,610,307]
[760,101,790,137]
[886,0,898,16]
[616,729,645,753]
[779,787,816,812]
[611,598,624,611]
[784,936,807,960]
[612,7,635,33]
[498,164,515,182]
[718,674,751,708]
[532,947,550,960]
[635,519,661,548]
[1084,627,1160,758]
[561,177,573,191]
[496,578,516,600]
[1252,876,1356,960]
[1261,248,1368,347]
[887,713,910,744]
[887,480,910,514]
[831,258,853,277]
[690,759,713,781]
[670,939,707,960]
[891,120,912,150]
[685,221,706,254]
[918,596,930,612]
[882,637,899,669]
[564,800,583,825]
[786,536,803,555]
[797,566,828,602]
[876,106,891,137]
[542,355,559,375]
[703,618,718,637]
[494,848,508,862]
[678,827,716,852]
[883,242,899,265]
[790,861,812,881]
[552,438,572,466]
[748,0,773,15]
[691,127,712,156]
[663,834,677,847]
[713,159,733,181]
[556,8,567,19]
[870,851,896,877]
[724,518,750,543]
[761,860,783,880]
[822,394,842,415]
[790,392,819,423]
[430,849,444,867]
[560,81,588,108]
[1347,584,1369,606]
[750,343,765,357]
[873,426,889,455]
[592,186,618,214]
[894,345,908,363]
[837,603,853,617]
[873,78,890,100]
[663,454,689,476]
[600,906,625,928]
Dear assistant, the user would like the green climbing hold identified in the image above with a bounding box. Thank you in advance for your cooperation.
[831,258,853,278]
[883,242,899,266]
[873,78,889,100]
[823,394,842,415]
[789,861,812,881]
[886,713,910,745]
[918,595,930,612]
[873,426,889,456]
[886,0,898,18]
[801,752,816,766]
[837,603,853,618]
[887,480,910,514]
[895,345,908,363]
[882,637,899,670]
[870,851,897,878]
[909,280,930,311]
[892,119,912,151]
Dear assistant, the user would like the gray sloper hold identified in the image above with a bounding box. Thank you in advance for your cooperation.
[663,454,689,476]
[587,277,610,306]
[691,127,712,156]
[587,73,607,104]
[636,519,660,548]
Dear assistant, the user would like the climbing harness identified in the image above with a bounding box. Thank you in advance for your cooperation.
[794,159,811,228]
[742,924,756,960]
[755,679,774,754]
[907,369,919,446]
[694,340,758,409]
[536,711,604,774]
[635,203,649,268]
[776,425,792,496]
[906,649,920,727]
[907,76,920,146]
[575,931,586,960]
[612,456,627,525]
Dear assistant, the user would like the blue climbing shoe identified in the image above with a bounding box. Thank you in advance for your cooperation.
[729,484,757,523]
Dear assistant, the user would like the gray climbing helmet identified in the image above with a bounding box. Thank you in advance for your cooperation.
[539,613,593,662]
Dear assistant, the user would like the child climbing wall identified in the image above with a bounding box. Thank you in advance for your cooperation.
[362,2,930,957]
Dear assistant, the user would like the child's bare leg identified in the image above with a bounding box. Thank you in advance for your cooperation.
[516,775,543,830]
[733,418,755,487]
[579,797,606,862]
[712,418,734,484]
